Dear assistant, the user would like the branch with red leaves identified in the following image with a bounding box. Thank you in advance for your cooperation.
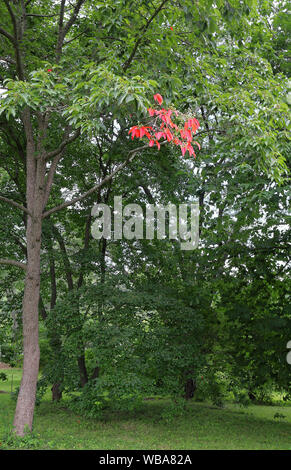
[128,94,201,157]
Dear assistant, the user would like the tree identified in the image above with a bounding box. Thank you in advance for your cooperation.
[0,0,167,435]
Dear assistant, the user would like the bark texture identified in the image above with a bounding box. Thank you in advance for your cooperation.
[13,126,45,435]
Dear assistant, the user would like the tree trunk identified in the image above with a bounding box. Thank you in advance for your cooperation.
[51,383,62,402]
[78,354,88,387]
[91,366,100,380]
[49,332,64,401]
[184,378,196,400]
[13,135,45,435]
[13,216,42,435]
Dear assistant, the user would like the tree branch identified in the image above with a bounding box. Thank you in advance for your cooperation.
[51,224,74,290]
[39,296,48,321]
[43,127,79,209]
[139,182,155,204]
[62,0,86,38]
[123,0,169,71]
[63,29,88,46]
[42,143,152,218]
[45,128,81,160]
[26,13,59,18]
[77,212,92,289]
[0,26,16,44]
[9,232,27,257]
[3,0,25,79]
[0,195,32,216]
[194,128,226,138]
[3,0,18,32]
[48,240,57,309]
[0,258,27,270]
[56,0,86,63]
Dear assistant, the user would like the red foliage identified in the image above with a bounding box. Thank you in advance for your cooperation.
[129,95,200,157]
[153,93,163,105]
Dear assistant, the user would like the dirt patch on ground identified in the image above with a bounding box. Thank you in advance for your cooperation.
[0,390,8,393]
[0,362,11,369]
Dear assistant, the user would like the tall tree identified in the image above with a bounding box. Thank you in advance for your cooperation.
[0,0,166,435]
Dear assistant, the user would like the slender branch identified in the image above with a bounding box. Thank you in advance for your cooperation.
[42,143,153,218]
[45,128,80,160]
[0,258,27,270]
[56,0,86,62]
[123,0,169,71]
[43,153,62,210]
[26,13,59,18]
[3,0,18,34]
[48,243,57,309]
[9,232,27,256]
[139,182,155,204]
[62,0,86,38]
[39,296,48,321]
[63,30,87,46]
[194,128,226,138]
[0,195,32,216]
[3,0,25,79]
[0,26,16,44]
[51,224,74,290]
[77,213,92,289]
[43,127,77,209]
[0,121,25,161]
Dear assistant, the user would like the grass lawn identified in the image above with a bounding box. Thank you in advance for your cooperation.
[0,368,291,450]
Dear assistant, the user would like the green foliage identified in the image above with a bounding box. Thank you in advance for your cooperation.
[1,427,42,450]
[69,372,155,418]
[273,412,287,420]
[233,391,252,408]
[39,337,53,370]
[1,65,157,136]
[0,372,8,382]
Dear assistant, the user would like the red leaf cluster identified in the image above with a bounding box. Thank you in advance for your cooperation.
[129,95,200,157]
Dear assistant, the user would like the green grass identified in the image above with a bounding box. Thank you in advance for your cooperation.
[1,369,291,450]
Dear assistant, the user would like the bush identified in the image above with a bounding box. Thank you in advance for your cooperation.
[0,372,8,382]
[195,372,226,408]
[68,373,155,418]
[233,391,251,407]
